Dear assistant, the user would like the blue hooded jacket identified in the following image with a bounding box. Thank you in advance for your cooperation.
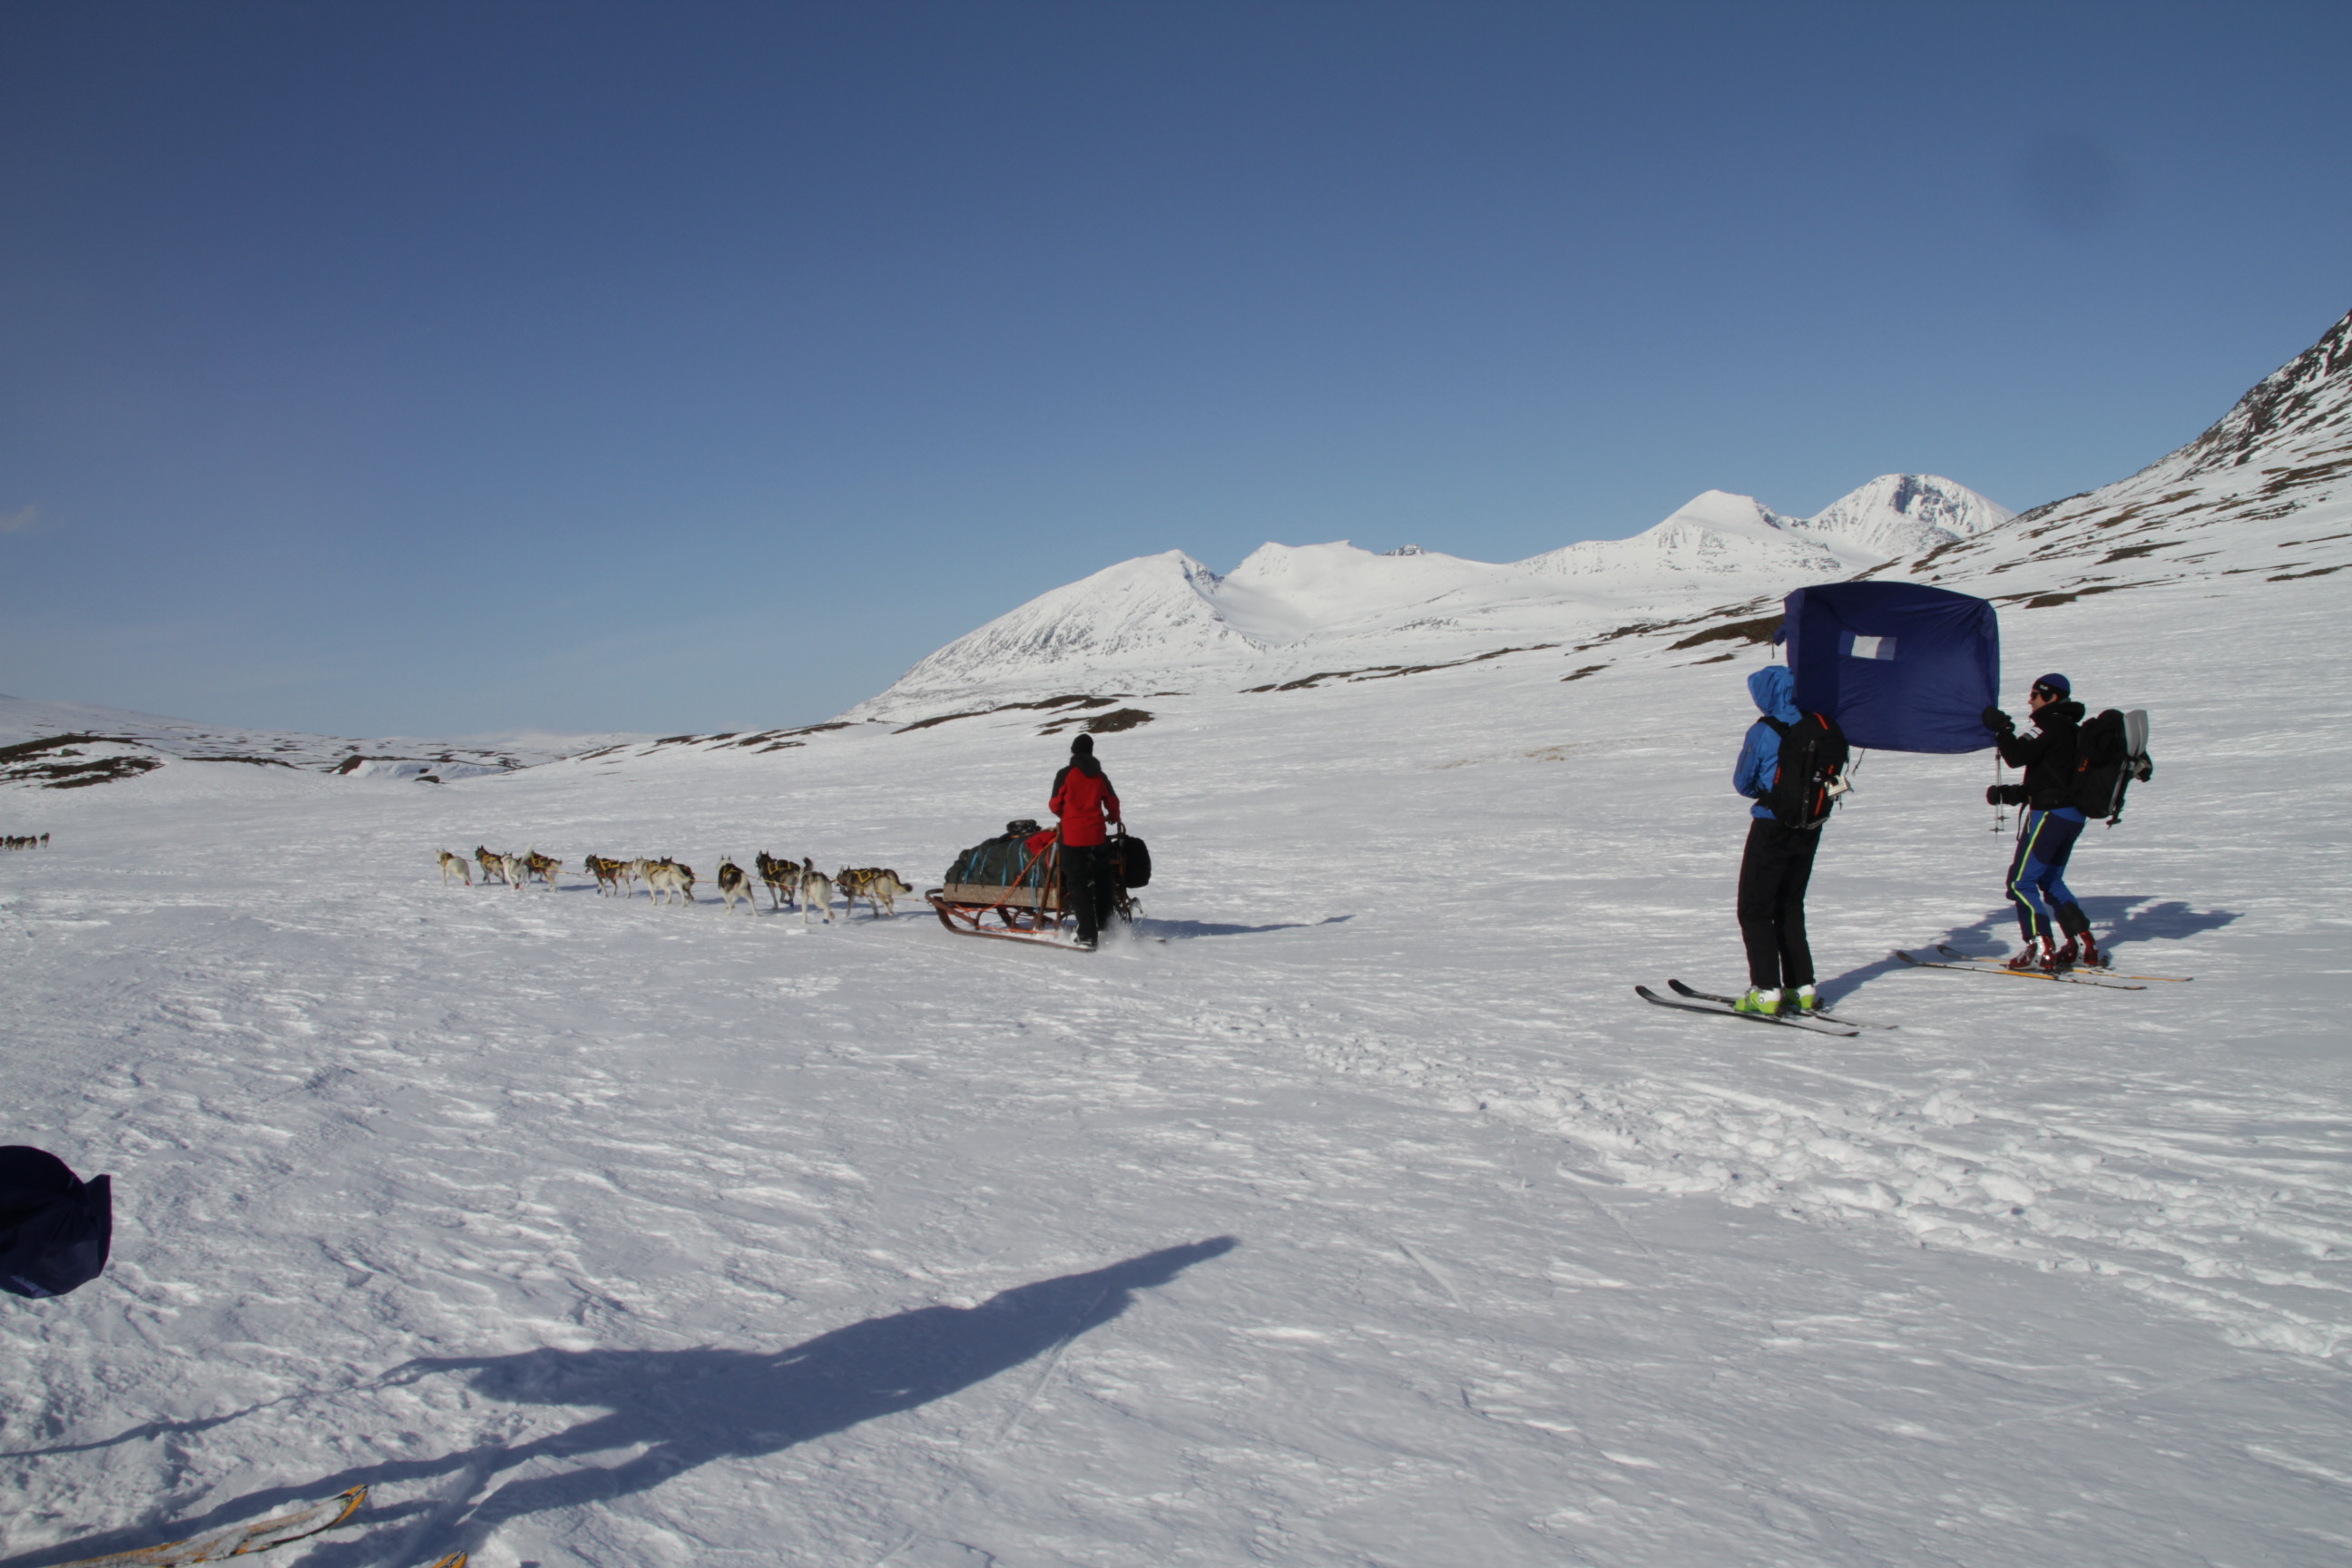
[1735,665,1802,820]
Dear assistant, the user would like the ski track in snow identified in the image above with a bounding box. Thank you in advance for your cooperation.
[4,564,2351,1561]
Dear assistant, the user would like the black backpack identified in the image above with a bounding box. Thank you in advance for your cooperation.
[2073,709,2153,824]
[1112,833,1152,889]
[0,1146,113,1300]
[1760,712,1850,830]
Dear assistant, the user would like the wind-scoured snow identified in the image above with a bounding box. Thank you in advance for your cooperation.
[4,312,2349,1566]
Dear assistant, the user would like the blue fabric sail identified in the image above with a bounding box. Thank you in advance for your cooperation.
[1779,583,2000,753]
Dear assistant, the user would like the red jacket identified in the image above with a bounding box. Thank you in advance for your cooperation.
[1050,762,1121,848]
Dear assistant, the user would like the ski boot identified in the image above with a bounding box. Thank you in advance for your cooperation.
[2049,937,2080,971]
[1792,984,1821,1013]
[2005,937,2054,973]
[1734,987,1786,1016]
[2076,932,2104,970]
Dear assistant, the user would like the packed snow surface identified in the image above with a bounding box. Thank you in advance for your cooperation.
[5,313,2350,1565]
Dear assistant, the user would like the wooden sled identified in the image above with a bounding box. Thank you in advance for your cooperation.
[926,836,1138,950]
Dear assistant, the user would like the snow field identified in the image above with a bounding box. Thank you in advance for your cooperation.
[2,564,2348,1563]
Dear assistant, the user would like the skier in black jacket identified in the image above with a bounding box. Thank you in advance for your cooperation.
[1983,673,2097,970]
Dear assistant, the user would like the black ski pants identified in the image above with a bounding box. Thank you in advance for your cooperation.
[1060,844,1115,945]
[1737,817,1821,991]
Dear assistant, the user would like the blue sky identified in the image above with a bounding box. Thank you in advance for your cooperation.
[3,1,2347,736]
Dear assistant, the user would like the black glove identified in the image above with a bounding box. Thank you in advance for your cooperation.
[1981,706,2014,734]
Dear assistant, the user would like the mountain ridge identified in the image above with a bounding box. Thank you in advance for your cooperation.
[848,473,2014,720]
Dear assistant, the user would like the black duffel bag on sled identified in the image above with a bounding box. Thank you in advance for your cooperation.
[1111,831,1150,889]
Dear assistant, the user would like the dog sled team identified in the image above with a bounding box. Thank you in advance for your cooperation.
[436,844,909,922]
[3,832,50,850]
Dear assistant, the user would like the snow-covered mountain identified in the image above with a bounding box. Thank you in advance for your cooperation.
[850,475,2010,720]
[1848,305,2352,607]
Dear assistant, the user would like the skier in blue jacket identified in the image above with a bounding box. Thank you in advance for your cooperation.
[1731,665,1822,1015]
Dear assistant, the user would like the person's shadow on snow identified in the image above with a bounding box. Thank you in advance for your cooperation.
[1816,897,2239,1002]
[0,1239,1236,1568]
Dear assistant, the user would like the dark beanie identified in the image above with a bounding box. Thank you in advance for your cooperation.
[1070,734,1093,756]
[2033,672,2071,698]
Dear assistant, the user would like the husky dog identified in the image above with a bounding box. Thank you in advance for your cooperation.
[585,855,628,896]
[475,845,509,886]
[755,851,799,911]
[797,858,836,924]
[644,858,697,906]
[839,867,913,919]
[498,852,530,890]
[524,849,561,887]
[716,858,759,915]
[437,849,473,886]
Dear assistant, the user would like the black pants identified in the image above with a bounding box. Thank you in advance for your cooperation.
[1060,844,1115,944]
[1737,818,1821,991]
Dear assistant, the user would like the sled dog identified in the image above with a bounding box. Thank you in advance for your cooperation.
[585,855,628,896]
[644,858,696,906]
[498,852,530,890]
[475,846,509,886]
[755,851,799,910]
[523,848,560,887]
[838,867,913,919]
[716,858,759,914]
[437,849,472,886]
[797,859,836,924]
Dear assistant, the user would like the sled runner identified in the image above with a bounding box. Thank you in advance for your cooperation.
[59,1485,368,1566]
[926,823,1145,949]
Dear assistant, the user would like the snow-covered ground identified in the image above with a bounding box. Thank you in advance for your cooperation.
[5,316,2350,1565]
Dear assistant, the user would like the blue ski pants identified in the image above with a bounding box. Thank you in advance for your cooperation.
[2006,808,2085,942]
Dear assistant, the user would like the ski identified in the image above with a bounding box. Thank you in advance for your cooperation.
[1894,950,2146,990]
[1666,978,1897,1029]
[423,1556,468,1568]
[1935,945,2191,982]
[59,1486,368,1566]
[1635,985,1859,1036]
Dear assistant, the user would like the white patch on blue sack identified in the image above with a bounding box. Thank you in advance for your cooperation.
[1845,633,1897,660]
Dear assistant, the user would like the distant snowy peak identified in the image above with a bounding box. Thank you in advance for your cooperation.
[1211,541,1501,643]
[872,550,1246,698]
[1794,474,2014,558]
[1515,490,1838,582]
[850,475,2020,719]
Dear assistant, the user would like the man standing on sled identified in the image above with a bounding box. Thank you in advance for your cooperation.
[1051,734,1122,950]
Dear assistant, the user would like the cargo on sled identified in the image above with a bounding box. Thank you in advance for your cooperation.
[926,819,1149,949]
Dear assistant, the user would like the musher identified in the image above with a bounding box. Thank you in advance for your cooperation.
[1050,734,1122,950]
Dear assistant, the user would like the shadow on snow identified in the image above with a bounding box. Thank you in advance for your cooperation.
[1819,897,2238,1002]
[1137,915,1352,939]
[1,1239,1237,1568]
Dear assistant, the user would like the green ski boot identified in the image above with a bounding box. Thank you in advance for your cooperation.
[1733,987,1785,1016]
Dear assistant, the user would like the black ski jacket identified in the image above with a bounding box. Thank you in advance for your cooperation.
[1996,700,2085,810]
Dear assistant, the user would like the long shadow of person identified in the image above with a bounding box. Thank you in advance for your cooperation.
[1817,897,2239,1002]
[1,1239,1236,1568]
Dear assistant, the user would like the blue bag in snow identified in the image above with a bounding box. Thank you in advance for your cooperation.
[1780,583,2000,754]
